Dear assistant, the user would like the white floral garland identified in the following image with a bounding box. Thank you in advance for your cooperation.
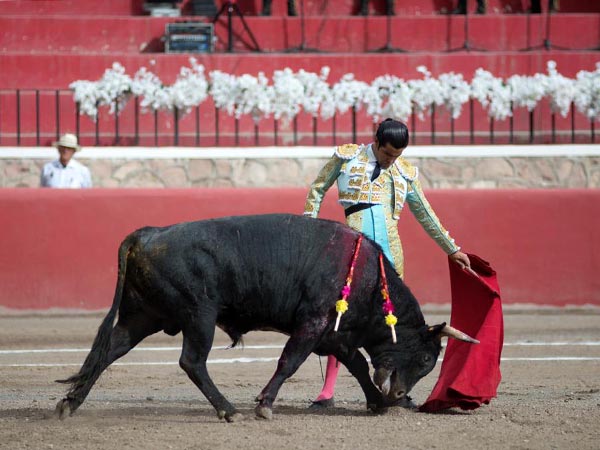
[69,58,600,123]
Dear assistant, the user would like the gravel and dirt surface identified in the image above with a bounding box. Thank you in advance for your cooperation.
[1,307,599,450]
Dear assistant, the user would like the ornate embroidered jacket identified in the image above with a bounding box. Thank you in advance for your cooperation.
[303,143,459,276]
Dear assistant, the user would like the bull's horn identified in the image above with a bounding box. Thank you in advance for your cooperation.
[380,375,391,396]
[441,325,479,344]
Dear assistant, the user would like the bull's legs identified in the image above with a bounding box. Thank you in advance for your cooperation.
[179,323,242,423]
[56,314,161,419]
[255,326,322,420]
[335,351,386,412]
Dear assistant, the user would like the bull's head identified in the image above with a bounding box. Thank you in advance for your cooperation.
[371,323,478,404]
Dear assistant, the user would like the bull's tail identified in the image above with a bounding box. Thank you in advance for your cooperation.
[55,234,135,418]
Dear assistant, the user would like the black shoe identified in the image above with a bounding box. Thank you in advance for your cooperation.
[475,4,486,14]
[452,7,466,14]
[308,398,335,410]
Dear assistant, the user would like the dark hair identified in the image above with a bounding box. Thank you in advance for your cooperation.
[375,118,409,149]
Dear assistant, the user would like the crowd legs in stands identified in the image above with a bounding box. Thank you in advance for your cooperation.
[452,0,558,15]
[259,1,558,17]
[261,0,297,16]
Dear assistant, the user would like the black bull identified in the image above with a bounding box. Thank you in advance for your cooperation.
[55,214,476,421]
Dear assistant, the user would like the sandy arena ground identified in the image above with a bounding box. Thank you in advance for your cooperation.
[0,307,599,450]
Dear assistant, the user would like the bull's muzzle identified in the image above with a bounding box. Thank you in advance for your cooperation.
[373,367,406,401]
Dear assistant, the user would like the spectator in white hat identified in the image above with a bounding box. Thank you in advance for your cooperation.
[40,133,92,188]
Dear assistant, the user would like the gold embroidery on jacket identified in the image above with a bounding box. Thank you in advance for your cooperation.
[335,144,360,159]
[303,155,343,217]
[385,215,404,278]
[350,165,366,175]
[340,191,360,202]
[345,210,363,230]
[396,156,418,180]
[371,183,384,193]
[406,179,459,254]
[348,177,363,189]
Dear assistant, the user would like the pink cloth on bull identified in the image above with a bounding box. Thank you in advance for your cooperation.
[419,253,503,412]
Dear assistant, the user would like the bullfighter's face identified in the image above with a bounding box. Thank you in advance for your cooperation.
[373,139,405,169]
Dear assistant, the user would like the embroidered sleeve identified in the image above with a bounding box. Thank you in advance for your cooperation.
[304,155,343,218]
[406,179,460,255]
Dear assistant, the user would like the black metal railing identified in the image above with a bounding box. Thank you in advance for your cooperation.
[0,89,597,147]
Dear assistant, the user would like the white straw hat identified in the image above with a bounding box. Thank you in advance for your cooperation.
[53,133,81,151]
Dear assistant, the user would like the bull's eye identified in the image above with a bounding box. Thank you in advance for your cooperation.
[421,353,432,365]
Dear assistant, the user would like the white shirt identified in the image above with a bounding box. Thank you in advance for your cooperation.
[40,159,92,188]
[365,143,387,180]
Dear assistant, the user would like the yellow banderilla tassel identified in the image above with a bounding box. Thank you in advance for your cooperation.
[385,314,398,343]
[334,299,349,331]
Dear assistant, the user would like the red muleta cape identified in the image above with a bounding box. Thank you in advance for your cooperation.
[419,253,503,413]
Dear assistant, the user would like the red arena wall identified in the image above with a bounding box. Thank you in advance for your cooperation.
[0,188,598,310]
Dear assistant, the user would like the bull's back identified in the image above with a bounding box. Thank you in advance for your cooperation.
[140,214,354,263]
[125,214,360,332]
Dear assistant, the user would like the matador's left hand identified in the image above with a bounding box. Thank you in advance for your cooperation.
[449,251,471,270]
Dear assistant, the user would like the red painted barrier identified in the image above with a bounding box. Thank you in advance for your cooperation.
[0,188,598,310]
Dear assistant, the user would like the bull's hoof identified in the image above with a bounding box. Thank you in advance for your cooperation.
[225,412,244,423]
[54,398,72,420]
[217,409,242,422]
[254,405,273,420]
